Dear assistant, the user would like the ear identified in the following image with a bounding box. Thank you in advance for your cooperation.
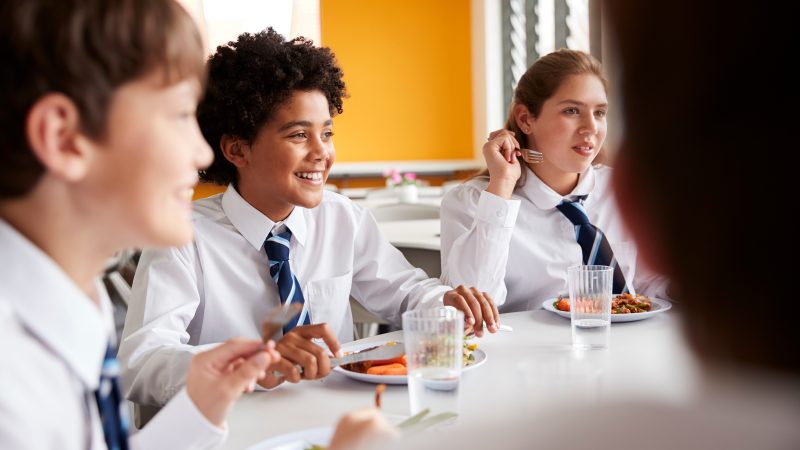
[612,145,668,275]
[513,104,534,134]
[220,134,249,168]
[25,93,92,182]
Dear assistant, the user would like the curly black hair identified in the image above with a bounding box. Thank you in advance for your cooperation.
[197,28,347,185]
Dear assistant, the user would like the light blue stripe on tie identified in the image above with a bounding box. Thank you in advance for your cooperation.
[575,224,582,240]
[609,255,618,270]
[573,201,589,218]
[269,235,291,247]
[296,300,309,326]
[286,275,296,300]
[588,232,602,264]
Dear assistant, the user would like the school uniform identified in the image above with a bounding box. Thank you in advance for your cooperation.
[440,164,668,312]
[0,220,225,450]
[119,185,449,407]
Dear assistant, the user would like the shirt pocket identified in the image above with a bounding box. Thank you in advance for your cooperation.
[608,240,637,288]
[304,272,353,335]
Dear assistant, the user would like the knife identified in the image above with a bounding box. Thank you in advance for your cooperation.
[330,342,406,368]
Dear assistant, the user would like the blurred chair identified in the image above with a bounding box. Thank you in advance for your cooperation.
[349,246,441,339]
[365,187,397,200]
[350,297,389,339]
[397,246,441,278]
[370,203,440,222]
[102,249,140,346]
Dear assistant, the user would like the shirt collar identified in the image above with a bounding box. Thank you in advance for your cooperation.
[0,220,109,390]
[220,184,308,250]
[517,164,597,210]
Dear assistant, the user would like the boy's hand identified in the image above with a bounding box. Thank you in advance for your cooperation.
[186,338,280,427]
[271,323,341,383]
[443,285,500,337]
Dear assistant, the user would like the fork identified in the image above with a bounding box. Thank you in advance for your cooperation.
[261,302,303,344]
[522,148,544,164]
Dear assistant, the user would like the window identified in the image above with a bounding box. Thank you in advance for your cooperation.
[501,0,591,113]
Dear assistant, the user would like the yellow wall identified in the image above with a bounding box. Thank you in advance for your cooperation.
[320,0,473,162]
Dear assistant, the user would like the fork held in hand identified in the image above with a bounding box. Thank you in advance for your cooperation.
[522,148,544,164]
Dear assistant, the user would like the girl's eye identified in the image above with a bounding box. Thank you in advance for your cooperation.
[564,107,579,115]
[323,131,334,139]
[595,110,607,119]
[289,131,307,139]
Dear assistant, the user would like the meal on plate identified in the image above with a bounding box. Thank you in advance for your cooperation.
[340,339,479,376]
[553,293,653,314]
[340,341,407,375]
[463,339,478,366]
[611,293,653,313]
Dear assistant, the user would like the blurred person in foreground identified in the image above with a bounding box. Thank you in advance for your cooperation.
[0,0,391,448]
[382,1,798,448]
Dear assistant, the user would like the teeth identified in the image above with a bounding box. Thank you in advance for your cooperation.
[296,172,322,180]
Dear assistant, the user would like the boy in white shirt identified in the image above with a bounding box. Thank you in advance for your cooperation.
[119,29,499,408]
[0,1,282,448]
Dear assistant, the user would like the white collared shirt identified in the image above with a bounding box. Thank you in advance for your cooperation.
[440,165,668,312]
[119,185,449,407]
[0,220,225,450]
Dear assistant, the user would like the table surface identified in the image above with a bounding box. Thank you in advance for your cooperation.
[221,307,698,450]
[375,219,441,251]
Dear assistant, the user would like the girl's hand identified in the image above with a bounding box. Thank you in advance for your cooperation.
[482,129,522,199]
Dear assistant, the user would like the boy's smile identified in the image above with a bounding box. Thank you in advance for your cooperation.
[235,89,335,222]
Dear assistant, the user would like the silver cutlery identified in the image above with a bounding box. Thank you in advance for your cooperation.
[522,148,544,164]
[329,342,406,368]
[261,303,303,344]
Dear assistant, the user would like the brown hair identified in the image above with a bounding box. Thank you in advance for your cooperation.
[607,0,798,375]
[0,0,205,199]
[474,49,608,184]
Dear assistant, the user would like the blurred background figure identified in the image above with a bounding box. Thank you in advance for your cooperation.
[389,0,800,448]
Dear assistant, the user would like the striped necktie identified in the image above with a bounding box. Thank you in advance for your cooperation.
[95,344,129,450]
[264,229,310,334]
[556,196,629,294]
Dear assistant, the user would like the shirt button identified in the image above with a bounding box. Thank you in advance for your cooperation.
[495,210,504,218]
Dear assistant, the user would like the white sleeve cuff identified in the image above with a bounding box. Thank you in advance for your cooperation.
[133,388,227,450]
[475,190,521,228]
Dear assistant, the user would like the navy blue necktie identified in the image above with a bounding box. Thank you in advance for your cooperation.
[265,229,310,334]
[95,344,129,450]
[556,196,629,294]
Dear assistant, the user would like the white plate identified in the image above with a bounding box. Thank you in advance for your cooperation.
[541,297,672,323]
[333,340,487,385]
[245,426,332,450]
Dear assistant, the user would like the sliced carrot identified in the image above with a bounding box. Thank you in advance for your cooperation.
[366,363,408,376]
[369,354,407,366]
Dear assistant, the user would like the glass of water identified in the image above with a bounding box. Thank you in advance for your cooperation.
[402,307,464,416]
[568,265,613,349]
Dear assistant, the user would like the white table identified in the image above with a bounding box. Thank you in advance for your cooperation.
[221,309,698,449]
[375,219,441,251]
